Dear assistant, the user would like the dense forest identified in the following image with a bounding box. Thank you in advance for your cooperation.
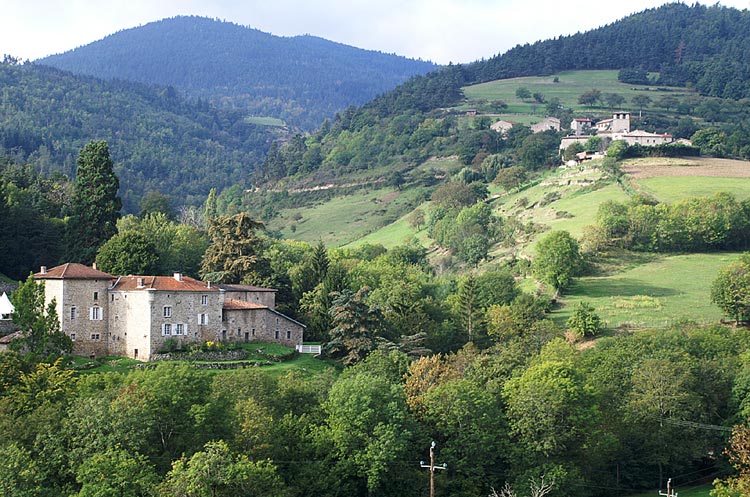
[0,60,277,212]
[39,16,437,130]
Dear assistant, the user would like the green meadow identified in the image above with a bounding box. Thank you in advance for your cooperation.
[460,69,694,115]
[636,176,750,203]
[269,186,428,247]
[553,252,743,329]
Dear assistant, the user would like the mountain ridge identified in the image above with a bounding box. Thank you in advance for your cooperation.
[38,16,438,129]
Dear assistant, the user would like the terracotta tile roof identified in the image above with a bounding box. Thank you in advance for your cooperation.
[218,283,277,293]
[223,298,268,310]
[35,263,114,280]
[110,275,218,292]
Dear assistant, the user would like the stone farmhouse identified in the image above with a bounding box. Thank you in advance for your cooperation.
[34,263,305,361]
[560,112,673,150]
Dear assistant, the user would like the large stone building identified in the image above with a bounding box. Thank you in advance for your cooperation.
[34,263,304,361]
[560,112,673,151]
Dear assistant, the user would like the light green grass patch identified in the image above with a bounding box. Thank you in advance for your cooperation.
[554,252,743,329]
[635,176,750,203]
[462,70,694,115]
[244,116,286,126]
[270,186,427,247]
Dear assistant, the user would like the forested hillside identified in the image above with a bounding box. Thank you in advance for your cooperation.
[39,16,437,129]
[256,3,750,204]
[0,60,276,212]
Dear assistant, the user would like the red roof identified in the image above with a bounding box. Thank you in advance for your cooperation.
[223,298,268,310]
[35,263,113,280]
[111,275,218,292]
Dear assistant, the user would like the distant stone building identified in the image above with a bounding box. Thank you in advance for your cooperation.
[531,117,561,133]
[491,119,518,135]
[35,263,304,361]
[561,112,672,150]
[571,118,592,135]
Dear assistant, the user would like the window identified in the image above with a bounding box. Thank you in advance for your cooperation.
[93,291,98,301]
[90,306,102,320]
[163,324,172,335]
[201,295,208,305]
[70,333,76,341]
[199,313,208,325]
[252,328,255,337]
[163,306,172,318]
[90,333,100,340]
[275,330,279,340]
[70,306,77,320]
[286,330,291,340]
[175,324,184,335]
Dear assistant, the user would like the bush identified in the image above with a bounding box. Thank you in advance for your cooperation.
[567,301,602,338]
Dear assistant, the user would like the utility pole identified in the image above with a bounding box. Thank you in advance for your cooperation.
[420,441,447,497]
[658,478,678,497]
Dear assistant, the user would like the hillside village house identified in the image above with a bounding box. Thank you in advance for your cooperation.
[34,263,304,361]
[560,112,673,150]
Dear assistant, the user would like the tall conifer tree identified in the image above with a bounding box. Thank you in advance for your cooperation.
[66,141,121,264]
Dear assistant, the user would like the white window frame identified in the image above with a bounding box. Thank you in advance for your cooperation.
[175,323,184,335]
[199,313,208,325]
[90,306,102,321]
[163,306,172,318]
[70,306,77,320]
[70,333,76,341]
[201,295,208,306]
[162,323,172,336]
[90,333,100,340]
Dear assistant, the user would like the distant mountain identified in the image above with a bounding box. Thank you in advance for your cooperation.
[0,61,278,212]
[38,16,438,130]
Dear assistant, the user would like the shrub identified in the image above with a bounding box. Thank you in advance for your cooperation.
[567,302,602,338]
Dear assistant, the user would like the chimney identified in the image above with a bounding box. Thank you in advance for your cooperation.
[174,272,183,282]
[92,262,97,270]
[40,266,47,274]
[137,278,145,288]
[207,281,212,289]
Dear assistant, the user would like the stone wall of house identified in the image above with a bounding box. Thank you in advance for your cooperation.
[148,290,223,360]
[109,289,152,360]
[223,290,276,308]
[43,278,110,358]
[223,308,303,348]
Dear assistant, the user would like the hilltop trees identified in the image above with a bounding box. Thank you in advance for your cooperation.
[66,141,121,264]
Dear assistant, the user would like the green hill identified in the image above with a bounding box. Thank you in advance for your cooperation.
[39,16,437,130]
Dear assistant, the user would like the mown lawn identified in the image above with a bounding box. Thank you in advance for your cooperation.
[553,251,743,329]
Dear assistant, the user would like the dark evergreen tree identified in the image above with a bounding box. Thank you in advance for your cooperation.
[66,141,122,264]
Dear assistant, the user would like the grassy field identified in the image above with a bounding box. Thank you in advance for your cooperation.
[244,116,286,126]
[552,251,742,329]
[269,186,428,247]
[636,176,750,202]
[461,70,694,115]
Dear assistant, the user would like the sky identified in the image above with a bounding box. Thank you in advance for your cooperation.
[3,0,750,65]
